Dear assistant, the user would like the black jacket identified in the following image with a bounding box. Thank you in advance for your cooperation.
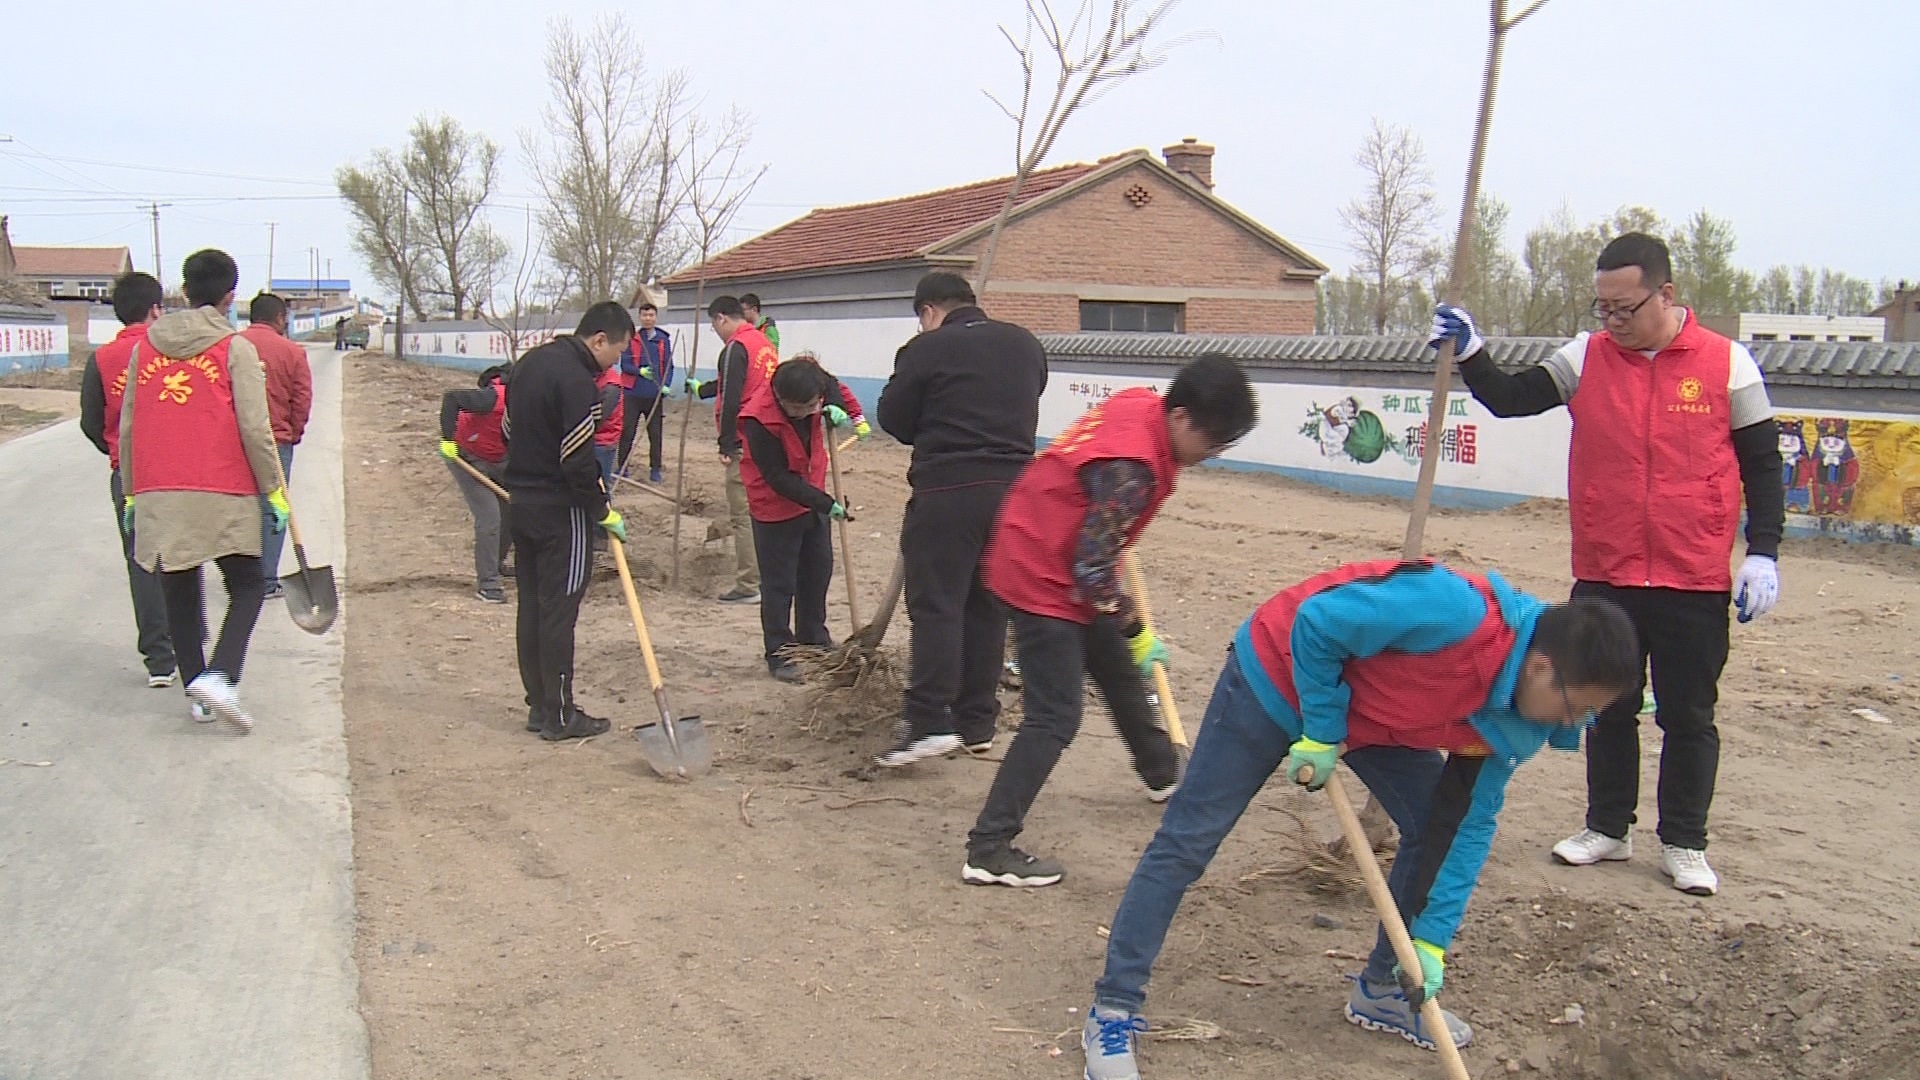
[877,306,1047,489]
[502,336,609,517]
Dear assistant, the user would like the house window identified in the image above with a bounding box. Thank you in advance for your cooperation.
[1080,300,1184,333]
[1789,334,1814,341]
[1750,333,1778,341]
[1850,335,1874,342]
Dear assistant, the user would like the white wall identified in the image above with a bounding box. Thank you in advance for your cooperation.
[1737,313,1884,342]
[0,320,71,374]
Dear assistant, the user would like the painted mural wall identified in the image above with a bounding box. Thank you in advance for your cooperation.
[0,319,72,374]
[1775,413,1920,544]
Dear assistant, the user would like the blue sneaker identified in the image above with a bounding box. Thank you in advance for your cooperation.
[1082,1005,1147,1080]
[1344,974,1472,1050]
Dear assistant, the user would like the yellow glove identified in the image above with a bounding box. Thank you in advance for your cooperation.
[599,509,627,542]
[853,419,872,439]
[1285,737,1338,791]
[439,438,461,460]
[264,488,291,534]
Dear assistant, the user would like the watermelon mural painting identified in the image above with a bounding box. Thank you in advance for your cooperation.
[1299,397,1399,464]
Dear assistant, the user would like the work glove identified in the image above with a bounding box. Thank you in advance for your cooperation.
[853,419,872,440]
[1285,736,1339,791]
[265,488,291,535]
[828,501,854,522]
[1125,625,1169,677]
[598,509,627,542]
[636,365,654,383]
[824,404,850,428]
[438,438,461,461]
[121,495,135,533]
[1394,940,1447,1007]
[684,377,706,396]
[1734,554,1779,623]
[1428,304,1485,361]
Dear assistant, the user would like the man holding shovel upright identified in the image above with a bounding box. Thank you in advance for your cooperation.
[118,249,289,734]
[1081,561,1640,1079]
[963,355,1257,888]
[874,272,1047,766]
[687,296,779,605]
[439,364,513,603]
[616,302,673,484]
[239,292,311,600]
[504,301,633,742]
[1435,232,1785,897]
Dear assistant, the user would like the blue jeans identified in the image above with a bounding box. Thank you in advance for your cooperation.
[260,442,296,583]
[594,445,617,494]
[1093,647,1445,1013]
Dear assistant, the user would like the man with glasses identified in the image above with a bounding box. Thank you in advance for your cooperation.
[1427,231,1785,897]
[874,272,1048,766]
[1081,561,1639,1077]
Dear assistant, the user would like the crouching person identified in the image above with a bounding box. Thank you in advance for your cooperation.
[1083,560,1639,1078]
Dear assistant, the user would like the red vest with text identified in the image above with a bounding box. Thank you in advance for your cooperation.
[717,325,780,424]
[93,323,150,469]
[986,388,1178,623]
[127,336,258,496]
[594,364,623,447]
[1247,560,1506,754]
[454,382,507,463]
[737,390,828,523]
[1566,314,1741,592]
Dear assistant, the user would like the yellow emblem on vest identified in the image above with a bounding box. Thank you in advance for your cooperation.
[1677,376,1704,403]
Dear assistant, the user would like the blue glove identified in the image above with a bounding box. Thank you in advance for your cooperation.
[1428,304,1485,360]
[1734,554,1779,623]
[1394,940,1447,1006]
[1285,737,1338,791]
[121,495,135,534]
[824,404,850,428]
[828,501,853,522]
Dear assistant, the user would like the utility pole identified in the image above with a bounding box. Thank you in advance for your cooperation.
[396,191,408,359]
[308,246,319,302]
[266,222,277,287]
[142,202,173,284]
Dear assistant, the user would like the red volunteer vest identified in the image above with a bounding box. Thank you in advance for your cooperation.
[127,336,259,497]
[986,388,1178,623]
[594,364,624,447]
[93,323,150,469]
[1247,560,1507,754]
[716,325,780,424]
[1566,314,1742,592]
[737,390,828,523]
[454,382,507,463]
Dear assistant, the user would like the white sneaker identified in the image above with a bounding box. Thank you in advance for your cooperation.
[189,701,216,723]
[1660,844,1719,896]
[1551,828,1632,866]
[185,671,253,736]
[148,670,177,689]
[875,733,962,768]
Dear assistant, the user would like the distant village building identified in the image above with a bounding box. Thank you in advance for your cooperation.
[270,278,354,309]
[1697,312,1886,344]
[1871,282,1920,343]
[10,245,132,301]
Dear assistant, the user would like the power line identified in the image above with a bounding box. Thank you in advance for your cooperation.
[0,148,330,188]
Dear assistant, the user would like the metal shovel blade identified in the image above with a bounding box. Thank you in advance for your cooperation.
[280,544,337,635]
[633,714,711,780]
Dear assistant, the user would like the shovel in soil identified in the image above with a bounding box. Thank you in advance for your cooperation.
[609,535,710,779]
[269,457,336,635]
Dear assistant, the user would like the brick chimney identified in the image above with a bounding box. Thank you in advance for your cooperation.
[1162,137,1215,190]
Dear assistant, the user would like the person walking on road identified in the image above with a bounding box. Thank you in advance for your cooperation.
[963,355,1258,888]
[1435,231,1786,897]
[1081,561,1639,1077]
[874,272,1047,766]
[240,292,311,599]
[117,249,289,734]
[740,293,779,353]
[687,296,779,604]
[439,364,514,603]
[616,302,673,484]
[78,270,174,688]
[504,301,633,741]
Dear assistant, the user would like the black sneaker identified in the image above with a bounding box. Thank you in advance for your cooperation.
[963,844,1065,888]
[541,708,611,742]
[525,707,543,733]
[477,586,508,604]
[769,660,804,684]
[875,732,962,768]
[718,587,761,604]
[499,562,516,579]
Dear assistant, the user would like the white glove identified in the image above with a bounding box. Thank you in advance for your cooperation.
[1428,304,1485,360]
[1734,555,1779,623]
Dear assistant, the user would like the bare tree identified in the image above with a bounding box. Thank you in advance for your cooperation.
[974,0,1198,293]
[524,15,694,304]
[337,153,428,317]
[400,115,507,319]
[1338,119,1439,335]
[479,207,572,361]
[667,107,765,588]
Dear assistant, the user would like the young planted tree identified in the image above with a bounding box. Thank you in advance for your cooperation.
[1339,119,1440,335]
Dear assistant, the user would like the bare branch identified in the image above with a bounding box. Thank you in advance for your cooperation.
[1504,0,1552,29]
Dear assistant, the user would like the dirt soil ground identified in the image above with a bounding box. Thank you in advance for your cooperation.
[344,354,1920,1080]
[0,387,78,445]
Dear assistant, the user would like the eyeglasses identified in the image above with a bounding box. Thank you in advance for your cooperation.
[1555,676,1599,727]
[1590,292,1656,324]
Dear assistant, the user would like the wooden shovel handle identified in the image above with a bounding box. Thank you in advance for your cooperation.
[609,536,665,694]
[825,430,861,628]
[1120,548,1188,749]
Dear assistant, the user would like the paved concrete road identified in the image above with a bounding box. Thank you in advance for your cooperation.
[0,347,368,1080]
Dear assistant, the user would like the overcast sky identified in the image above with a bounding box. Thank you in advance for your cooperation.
[3,0,1913,302]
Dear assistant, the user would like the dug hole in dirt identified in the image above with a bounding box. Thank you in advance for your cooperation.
[344,354,1920,1079]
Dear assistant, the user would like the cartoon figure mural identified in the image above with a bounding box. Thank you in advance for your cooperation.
[1810,417,1860,517]
[1779,418,1813,513]
[1299,396,1397,464]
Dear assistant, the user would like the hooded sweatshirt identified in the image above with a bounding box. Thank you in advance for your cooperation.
[117,307,282,571]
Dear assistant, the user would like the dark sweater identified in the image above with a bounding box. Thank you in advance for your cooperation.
[502,336,609,517]
[877,306,1047,490]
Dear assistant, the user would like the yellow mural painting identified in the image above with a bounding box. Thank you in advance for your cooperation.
[1778,414,1920,528]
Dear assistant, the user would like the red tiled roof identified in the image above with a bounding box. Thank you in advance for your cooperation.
[665,160,1109,285]
[12,246,132,278]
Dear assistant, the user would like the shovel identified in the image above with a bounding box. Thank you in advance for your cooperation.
[610,535,711,779]
[270,458,336,635]
[824,426,862,633]
[1120,548,1188,750]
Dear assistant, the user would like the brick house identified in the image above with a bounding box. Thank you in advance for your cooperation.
[659,140,1326,409]
[11,244,133,301]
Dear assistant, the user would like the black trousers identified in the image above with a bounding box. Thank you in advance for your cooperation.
[969,609,1180,852]
[110,473,174,676]
[159,554,266,686]
[1572,581,1731,850]
[616,393,665,473]
[899,481,1012,745]
[513,501,592,729]
[752,512,832,665]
